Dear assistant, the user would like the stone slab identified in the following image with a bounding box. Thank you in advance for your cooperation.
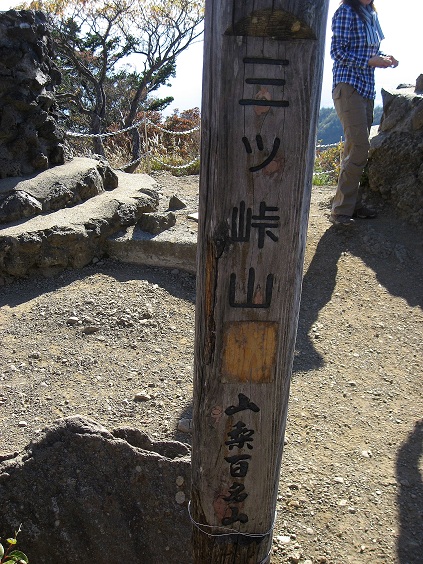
[107,221,198,274]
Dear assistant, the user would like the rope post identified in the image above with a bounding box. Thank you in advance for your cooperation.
[191,1,329,561]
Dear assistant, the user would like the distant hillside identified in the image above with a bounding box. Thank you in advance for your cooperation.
[317,106,383,145]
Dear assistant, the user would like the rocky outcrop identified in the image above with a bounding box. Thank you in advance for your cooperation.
[0,157,118,223]
[0,10,64,177]
[367,76,423,228]
[0,158,159,283]
[0,416,192,564]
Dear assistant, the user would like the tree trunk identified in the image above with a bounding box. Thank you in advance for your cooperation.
[191,1,329,562]
[123,128,142,173]
[91,114,105,157]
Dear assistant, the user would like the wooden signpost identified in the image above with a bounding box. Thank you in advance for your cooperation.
[191,1,329,562]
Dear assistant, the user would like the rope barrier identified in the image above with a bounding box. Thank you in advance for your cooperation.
[65,118,200,139]
[66,121,143,139]
[146,120,200,136]
[316,141,340,149]
[65,119,342,173]
[150,154,200,170]
[313,169,337,176]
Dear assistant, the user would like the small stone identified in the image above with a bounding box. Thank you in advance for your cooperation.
[133,393,151,402]
[169,195,187,210]
[138,211,176,234]
[289,551,301,563]
[176,475,184,486]
[175,491,186,504]
[306,527,314,535]
[338,499,348,506]
[361,450,371,458]
[177,418,193,433]
[66,317,79,325]
[18,421,28,427]
[82,325,100,334]
[276,535,291,545]
[28,351,41,359]
[334,476,344,484]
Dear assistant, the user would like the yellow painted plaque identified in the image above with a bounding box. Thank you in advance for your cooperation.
[221,321,278,383]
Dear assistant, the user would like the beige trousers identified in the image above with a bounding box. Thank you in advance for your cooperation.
[332,83,374,217]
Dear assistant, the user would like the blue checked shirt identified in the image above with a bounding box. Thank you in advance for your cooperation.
[331,5,382,100]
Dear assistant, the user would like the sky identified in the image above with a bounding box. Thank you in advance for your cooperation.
[0,0,420,112]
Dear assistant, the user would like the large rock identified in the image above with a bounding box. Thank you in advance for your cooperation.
[0,416,192,564]
[0,10,64,177]
[367,78,423,228]
[0,157,119,223]
[0,166,159,282]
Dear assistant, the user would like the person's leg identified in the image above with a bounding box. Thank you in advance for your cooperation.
[351,97,377,216]
[331,84,371,219]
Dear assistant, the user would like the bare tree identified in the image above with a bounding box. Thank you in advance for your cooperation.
[20,0,204,164]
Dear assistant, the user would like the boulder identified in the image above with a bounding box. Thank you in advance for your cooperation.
[0,167,159,282]
[0,157,119,223]
[367,77,423,228]
[0,416,193,564]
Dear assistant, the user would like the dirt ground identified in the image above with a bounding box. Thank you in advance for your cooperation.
[0,172,422,564]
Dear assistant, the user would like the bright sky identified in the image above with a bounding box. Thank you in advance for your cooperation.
[0,0,420,112]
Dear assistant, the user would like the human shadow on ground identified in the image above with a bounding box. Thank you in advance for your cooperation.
[396,420,423,564]
[294,226,344,372]
[347,213,423,310]
[294,212,423,373]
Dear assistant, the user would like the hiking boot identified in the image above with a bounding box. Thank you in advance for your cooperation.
[329,214,355,226]
[353,206,377,219]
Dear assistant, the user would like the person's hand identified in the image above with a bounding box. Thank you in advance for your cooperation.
[368,55,399,68]
[386,55,399,68]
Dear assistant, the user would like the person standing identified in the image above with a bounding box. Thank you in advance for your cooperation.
[330,0,398,226]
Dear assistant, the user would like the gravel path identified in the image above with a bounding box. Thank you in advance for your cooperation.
[0,173,422,563]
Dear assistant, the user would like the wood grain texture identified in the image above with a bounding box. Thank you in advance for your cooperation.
[192,1,329,561]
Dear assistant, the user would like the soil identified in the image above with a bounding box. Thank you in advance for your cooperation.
[0,172,422,564]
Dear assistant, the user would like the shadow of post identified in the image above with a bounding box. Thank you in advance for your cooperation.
[396,420,423,563]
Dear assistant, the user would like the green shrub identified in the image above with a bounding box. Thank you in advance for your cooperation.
[0,525,28,563]
[313,141,344,186]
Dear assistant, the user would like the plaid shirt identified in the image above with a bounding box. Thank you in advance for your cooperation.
[331,5,382,99]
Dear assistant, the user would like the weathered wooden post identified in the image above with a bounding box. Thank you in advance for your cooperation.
[191,1,329,562]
